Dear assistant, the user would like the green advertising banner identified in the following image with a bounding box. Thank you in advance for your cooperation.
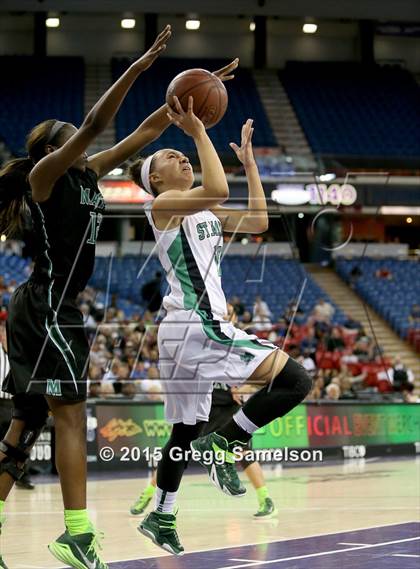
[254,403,420,449]
[95,402,420,462]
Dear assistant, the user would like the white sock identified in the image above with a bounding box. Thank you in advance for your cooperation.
[233,408,259,434]
[155,488,177,513]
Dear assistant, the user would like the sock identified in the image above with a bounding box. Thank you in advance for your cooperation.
[256,486,269,505]
[0,500,5,524]
[143,483,156,497]
[64,509,93,536]
[217,409,258,444]
[155,488,177,514]
[221,359,312,446]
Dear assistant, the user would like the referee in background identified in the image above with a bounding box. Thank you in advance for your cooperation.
[0,324,34,489]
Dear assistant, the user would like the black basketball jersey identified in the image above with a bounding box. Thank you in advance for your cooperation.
[29,167,105,296]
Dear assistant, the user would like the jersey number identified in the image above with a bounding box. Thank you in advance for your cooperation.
[87,212,103,245]
[214,245,222,276]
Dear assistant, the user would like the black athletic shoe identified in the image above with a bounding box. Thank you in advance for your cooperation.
[16,474,35,490]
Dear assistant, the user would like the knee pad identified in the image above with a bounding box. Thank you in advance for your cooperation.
[0,394,50,480]
[270,358,313,401]
[0,440,28,481]
[12,393,49,448]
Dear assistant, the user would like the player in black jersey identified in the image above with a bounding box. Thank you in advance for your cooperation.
[0,26,172,569]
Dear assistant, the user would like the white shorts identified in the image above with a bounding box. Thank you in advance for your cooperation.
[158,309,278,425]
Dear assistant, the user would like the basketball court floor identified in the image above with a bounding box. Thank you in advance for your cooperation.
[3,457,419,568]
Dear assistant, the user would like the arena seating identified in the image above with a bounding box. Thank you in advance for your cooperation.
[281,62,420,157]
[336,258,420,339]
[112,57,277,154]
[0,254,31,305]
[0,56,84,156]
[90,254,347,323]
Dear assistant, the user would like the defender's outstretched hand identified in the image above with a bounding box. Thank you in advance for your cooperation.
[166,96,205,138]
[133,25,172,72]
[212,58,239,82]
[230,119,255,167]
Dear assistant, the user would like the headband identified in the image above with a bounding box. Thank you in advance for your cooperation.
[47,120,67,144]
[140,153,156,195]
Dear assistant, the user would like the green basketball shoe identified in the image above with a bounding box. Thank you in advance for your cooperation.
[254,497,278,519]
[138,510,184,556]
[190,432,246,497]
[48,529,108,569]
[130,489,154,516]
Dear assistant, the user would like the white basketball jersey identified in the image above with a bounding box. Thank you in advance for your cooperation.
[144,202,227,320]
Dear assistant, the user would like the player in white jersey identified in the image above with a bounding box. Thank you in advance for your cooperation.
[129,90,312,555]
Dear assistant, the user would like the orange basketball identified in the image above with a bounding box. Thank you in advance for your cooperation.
[166,68,228,129]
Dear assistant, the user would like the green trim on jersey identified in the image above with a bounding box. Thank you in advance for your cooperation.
[166,231,272,351]
[36,204,80,391]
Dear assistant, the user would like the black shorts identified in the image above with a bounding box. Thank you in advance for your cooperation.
[201,402,240,435]
[4,280,89,401]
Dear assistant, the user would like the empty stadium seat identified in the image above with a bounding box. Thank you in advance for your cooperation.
[112,57,277,154]
[0,56,84,156]
[90,254,346,323]
[336,257,420,339]
[281,62,420,158]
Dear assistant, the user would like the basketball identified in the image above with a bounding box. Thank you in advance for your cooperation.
[166,68,228,129]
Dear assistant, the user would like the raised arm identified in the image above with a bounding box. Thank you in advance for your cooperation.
[153,96,229,218]
[211,119,268,234]
[30,25,171,202]
[88,104,171,179]
[88,58,239,179]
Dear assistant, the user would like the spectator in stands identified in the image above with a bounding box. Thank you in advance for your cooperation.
[337,363,366,388]
[353,336,375,362]
[375,267,393,280]
[326,326,346,352]
[141,271,163,314]
[349,265,362,287]
[378,356,414,392]
[274,317,288,339]
[238,310,253,331]
[409,304,420,324]
[89,340,110,369]
[297,351,316,377]
[312,298,335,324]
[284,300,305,325]
[337,377,357,400]
[252,295,272,331]
[306,382,321,401]
[402,384,419,403]
[300,326,318,361]
[325,383,340,401]
[0,296,7,322]
[140,365,163,401]
[80,303,97,332]
[230,295,245,317]
[131,361,148,379]
[343,315,362,331]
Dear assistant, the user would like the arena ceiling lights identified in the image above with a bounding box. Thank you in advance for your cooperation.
[271,185,311,206]
[186,14,200,30]
[303,19,317,33]
[121,13,136,28]
[46,14,60,28]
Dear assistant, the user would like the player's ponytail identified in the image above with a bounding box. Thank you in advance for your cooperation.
[0,157,32,236]
[0,119,69,236]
